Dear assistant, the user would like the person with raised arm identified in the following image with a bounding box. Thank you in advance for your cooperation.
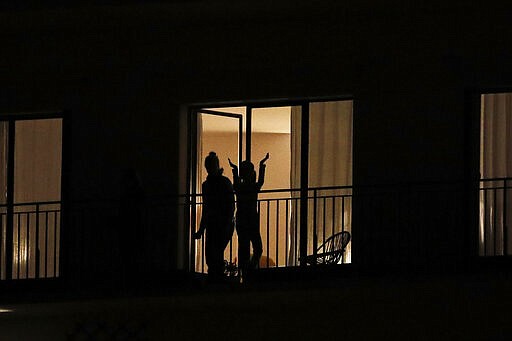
[229,153,269,282]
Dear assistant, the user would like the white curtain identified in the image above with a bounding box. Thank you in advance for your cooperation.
[480,93,512,255]
[289,100,353,264]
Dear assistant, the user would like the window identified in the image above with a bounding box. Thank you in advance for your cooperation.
[188,98,353,273]
[0,114,63,280]
[479,92,512,256]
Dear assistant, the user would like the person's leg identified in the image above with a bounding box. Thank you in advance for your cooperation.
[249,214,263,269]
[206,230,224,279]
[236,218,251,280]
[250,229,263,269]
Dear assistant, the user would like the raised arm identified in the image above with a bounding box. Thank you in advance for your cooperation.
[228,158,240,188]
[257,153,269,187]
[259,153,269,165]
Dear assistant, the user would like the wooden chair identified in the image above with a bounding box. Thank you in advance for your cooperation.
[302,231,351,265]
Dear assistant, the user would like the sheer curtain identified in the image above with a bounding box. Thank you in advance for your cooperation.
[480,93,512,255]
[289,100,353,264]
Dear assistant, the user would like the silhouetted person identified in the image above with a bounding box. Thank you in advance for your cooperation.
[193,152,235,281]
[229,153,269,281]
[119,168,145,290]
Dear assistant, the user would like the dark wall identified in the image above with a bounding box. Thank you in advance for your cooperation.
[1,1,512,279]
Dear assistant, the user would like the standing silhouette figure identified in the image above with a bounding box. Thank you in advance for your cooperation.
[229,153,269,281]
[193,152,235,281]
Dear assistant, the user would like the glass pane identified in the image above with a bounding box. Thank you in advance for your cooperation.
[251,106,293,268]
[14,119,62,203]
[198,113,241,190]
[207,107,247,161]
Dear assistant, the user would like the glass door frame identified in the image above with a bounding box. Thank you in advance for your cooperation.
[187,108,243,272]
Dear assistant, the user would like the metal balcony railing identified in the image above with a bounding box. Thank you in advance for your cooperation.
[479,177,512,256]
[188,186,353,274]
[1,179,507,282]
[0,201,61,280]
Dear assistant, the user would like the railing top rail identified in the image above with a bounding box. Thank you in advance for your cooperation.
[4,178,504,207]
[178,185,354,198]
[0,200,61,208]
[480,177,512,182]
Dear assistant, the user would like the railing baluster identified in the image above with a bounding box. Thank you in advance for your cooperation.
[266,200,270,268]
[285,199,289,267]
[295,198,298,266]
[504,179,508,256]
[54,211,57,277]
[332,196,336,242]
[342,196,345,264]
[17,213,20,279]
[276,199,279,268]
[26,212,30,279]
[323,197,326,254]
[35,205,40,278]
[0,213,3,280]
[45,211,49,278]
[492,188,498,256]
[313,189,318,263]
[484,187,488,256]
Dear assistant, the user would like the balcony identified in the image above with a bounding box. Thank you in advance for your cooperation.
[1,179,511,285]
[188,186,353,276]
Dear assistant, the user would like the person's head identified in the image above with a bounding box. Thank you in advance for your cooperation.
[205,151,221,175]
[239,160,256,183]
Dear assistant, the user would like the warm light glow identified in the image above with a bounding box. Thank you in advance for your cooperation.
[0,308,13,313]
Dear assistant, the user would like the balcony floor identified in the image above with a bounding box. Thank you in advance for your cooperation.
[0,265,511,340]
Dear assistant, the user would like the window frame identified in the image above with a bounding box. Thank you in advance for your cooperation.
[186,96,354,272]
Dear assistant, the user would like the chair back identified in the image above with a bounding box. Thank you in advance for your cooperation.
[318,231,351,264]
